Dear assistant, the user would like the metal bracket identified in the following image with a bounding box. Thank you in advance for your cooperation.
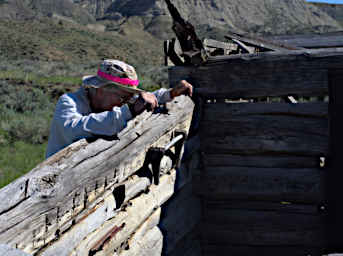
[144,131,187,185]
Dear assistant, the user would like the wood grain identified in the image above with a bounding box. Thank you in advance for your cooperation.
[194,167,325,204]
[0,96,194,254]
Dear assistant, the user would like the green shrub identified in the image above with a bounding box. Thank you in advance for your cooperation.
[0,142,47,188]
[0,80,54,144]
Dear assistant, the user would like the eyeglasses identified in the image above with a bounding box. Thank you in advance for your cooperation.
[103,86,134,104]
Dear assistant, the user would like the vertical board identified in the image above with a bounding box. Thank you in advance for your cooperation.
[328,69,343,251]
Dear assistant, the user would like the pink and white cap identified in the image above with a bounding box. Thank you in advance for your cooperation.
[82,59,143,94]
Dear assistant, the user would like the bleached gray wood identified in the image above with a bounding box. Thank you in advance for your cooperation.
[0,244,31,256]
[118,226,163,256]
[37,174,152,256]
[0,96,194,254]
[74,171,176,256]
[123,208,161,251]
[194,167,325,204]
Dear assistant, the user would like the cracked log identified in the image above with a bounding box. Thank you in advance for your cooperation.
[0,96,194,254]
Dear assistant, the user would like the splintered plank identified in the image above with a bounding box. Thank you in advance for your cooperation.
[202,201,327,248]
[199,103,329,156]
[194,166,325,204]
[169,48,343,99]
[0,96,194,254]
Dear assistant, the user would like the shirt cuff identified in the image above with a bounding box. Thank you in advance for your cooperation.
[120,104,133,121]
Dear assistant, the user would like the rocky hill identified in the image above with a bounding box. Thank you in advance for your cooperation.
[310,2,343,27]
[0,0,342,38]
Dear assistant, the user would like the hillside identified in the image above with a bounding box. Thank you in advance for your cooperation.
[310,2,343,27]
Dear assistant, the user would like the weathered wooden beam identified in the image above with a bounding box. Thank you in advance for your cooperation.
[202,102,328,119]
[231,39,256,54]
[73,171,176,256]
[0,244,31,256]
[328,69,343,251]
[35,174,152,256]
[169,48,343,98]
[119,207,161,255]
[194,167,325,204]
[202,245,325,256]
[203,154,320,169]
[0,96,194,254]
[270,32,343,49]
[200,103,329,156]
[203,38,238,55]
[225,31,303,51]
[118,227,163,256]
[202,201,327,247]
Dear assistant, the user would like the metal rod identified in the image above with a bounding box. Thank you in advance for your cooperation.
[164,134,184,151]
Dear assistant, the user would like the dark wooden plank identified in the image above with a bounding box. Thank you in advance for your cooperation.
[201,201,328,254]
[199,104,329,156]
[203,200,324,214]
[328,69,343,251]
[166,228,202,256]
[202,245,325,256]
[270,32,343,49]
[169,48,343,99]
[159,184,202,254]
[194,167,325,204]
[202,102,328,119]
[203,154,320,168]
[202,208,326,247]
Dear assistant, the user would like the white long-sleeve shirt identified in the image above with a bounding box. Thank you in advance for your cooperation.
[46,87,172,158]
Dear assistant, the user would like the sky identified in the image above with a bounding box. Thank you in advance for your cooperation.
[307,0,343,4]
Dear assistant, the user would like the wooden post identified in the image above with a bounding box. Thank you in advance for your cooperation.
[328,69,343,251]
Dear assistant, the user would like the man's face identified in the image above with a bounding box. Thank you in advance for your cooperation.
[92,87,134,112]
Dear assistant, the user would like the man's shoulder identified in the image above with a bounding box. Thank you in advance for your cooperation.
[58,88,86,105]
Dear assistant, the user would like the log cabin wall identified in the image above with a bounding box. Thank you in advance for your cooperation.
[0,96,198,256]
[169,48,343,255]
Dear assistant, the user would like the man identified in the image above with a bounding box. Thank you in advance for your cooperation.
[46,59,192,158]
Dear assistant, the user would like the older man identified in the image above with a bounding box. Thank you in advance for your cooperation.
[46,59,192,158]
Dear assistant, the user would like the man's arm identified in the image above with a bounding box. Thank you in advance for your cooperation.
[57,94,133,139]
[153,80,193,104]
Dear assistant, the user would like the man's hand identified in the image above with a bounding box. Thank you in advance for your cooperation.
[170,80,193,99]
[129,92,158,117]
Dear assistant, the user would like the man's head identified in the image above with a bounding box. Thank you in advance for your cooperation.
[82,59,143,112]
